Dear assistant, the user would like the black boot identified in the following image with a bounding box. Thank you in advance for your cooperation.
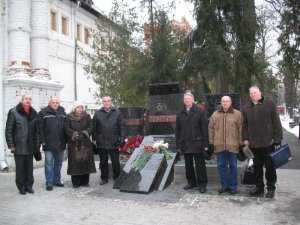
[46,185,53,191]
[183,184,196,190]
[229,189,238,195]
[25,187,34,194]
[265,190,275,198]
[199,186,207,193]
[54,182,64,187]
[249,187,264,197]
[99,179,108,185]
[218,187,230,194]
[19,188,26,195]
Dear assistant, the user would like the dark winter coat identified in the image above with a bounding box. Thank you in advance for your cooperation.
[242,97,283,148]
[5,103,40,155]
[64,111,96,176]
[92,107,124,150]
[175,104,209,154]
[38,106,67,151]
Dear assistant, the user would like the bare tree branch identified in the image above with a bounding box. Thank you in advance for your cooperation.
[264,0,283,15]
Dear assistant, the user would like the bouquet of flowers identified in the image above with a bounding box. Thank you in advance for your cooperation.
[153,141,173,160]
[119,135,144,154]
[132,140,173,172]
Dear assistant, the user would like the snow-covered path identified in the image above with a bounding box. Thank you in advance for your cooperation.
[280,115,299,138]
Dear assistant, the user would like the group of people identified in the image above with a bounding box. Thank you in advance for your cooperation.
[176,86,282,198]
[5,85,282,199]
[5,95,123,194]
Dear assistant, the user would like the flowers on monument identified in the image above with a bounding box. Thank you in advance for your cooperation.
[152,141,172,160]
[132,141,172,172]
[119,135,144,154]
[152,141,168,150]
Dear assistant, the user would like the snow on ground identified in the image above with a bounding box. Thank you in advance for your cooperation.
[280,115,299,138]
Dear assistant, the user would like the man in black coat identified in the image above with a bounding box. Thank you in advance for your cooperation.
[5,95,41,195]
[242,86,283,198]
[39,96,67,191]
[175,91,209,193]
[92,96,124,185]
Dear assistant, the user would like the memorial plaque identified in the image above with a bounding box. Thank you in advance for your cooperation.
[114,135,176,193]
[113,147,145,189]
[119,152,167,194]
[147,82,183,135]
[158,152,177,191]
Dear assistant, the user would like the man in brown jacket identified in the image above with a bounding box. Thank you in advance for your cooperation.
[209,96,242,194]
[242,86,282,198]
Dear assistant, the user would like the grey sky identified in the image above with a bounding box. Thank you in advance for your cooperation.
[94,0,265,28]
[94,0,195,26]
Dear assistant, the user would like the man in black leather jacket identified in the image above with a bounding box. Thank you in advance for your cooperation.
[5,95,40,195]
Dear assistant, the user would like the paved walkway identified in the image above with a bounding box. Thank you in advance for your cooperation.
[0,129,299,225]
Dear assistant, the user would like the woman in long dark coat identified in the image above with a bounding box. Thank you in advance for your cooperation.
[65,102,96,188]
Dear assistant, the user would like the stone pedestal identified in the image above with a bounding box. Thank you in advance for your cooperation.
[3,77,63,169]
[4,76,63,110]
[0,0,64,170]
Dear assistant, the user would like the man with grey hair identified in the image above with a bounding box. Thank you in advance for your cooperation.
[39,96,67,191]
[242,86,282,198]
[92,96,124,185]
[5,95,41,194]
[176,91,209,193]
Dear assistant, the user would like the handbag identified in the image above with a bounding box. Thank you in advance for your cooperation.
[241,159,255,185]
[74,141,88,161]
[34,151,42,161]
[270,144,292,169]
[237,148,247,161]
[92,142,98,154]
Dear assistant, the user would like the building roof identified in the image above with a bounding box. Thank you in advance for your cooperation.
[69,0,122,31]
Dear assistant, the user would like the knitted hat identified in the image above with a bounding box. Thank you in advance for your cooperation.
[73,101,85,112]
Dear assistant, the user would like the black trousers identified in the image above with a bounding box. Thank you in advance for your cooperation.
[14,154,34,192]
[184,153,207,187]
[98,148,120,181]
[71,174,90,187]
[252,146,277,191]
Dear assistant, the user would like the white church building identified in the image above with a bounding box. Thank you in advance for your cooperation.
[0,0,118,170]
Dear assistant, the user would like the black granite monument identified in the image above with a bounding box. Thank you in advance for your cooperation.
[147,82,183,135]
[114,136,177,193]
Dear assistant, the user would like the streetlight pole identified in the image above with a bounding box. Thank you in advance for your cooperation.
[0,0,8,171]
[74,37,78,101]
